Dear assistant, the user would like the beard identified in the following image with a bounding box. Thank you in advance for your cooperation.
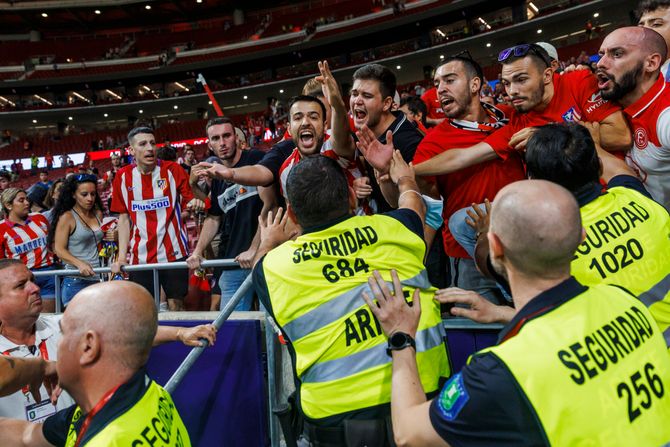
[443,92,473,119]
[600,62,643,101]
[512,79,545,113]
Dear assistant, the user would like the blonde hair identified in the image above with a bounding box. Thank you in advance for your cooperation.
[1,187,25,215]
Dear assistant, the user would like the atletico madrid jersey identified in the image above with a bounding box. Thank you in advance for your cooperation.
[0,213,53,269]
[485,70,621,159]
[110,160,195,264]
[623,74,670,211]
[413,103,525,258]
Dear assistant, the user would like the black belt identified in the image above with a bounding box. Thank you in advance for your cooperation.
[304,418,394,447]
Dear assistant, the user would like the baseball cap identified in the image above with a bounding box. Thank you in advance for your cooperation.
[536,42,559,62]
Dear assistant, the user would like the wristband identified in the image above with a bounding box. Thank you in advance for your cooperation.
[398,189,422,203]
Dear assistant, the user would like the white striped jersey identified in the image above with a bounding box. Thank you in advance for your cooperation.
[0,213,53,269]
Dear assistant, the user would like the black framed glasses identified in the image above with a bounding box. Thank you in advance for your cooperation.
[75,174,97,182]
[498,44,551,67]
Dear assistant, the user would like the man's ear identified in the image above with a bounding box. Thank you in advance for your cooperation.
[471,77,482,94]
[382,96,394,113]
[286,203,299,225]
[488,232,505,263]
[543,66,553,85]
[80,330,101,366]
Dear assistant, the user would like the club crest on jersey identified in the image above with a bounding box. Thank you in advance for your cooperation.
[156,178,167,190]
[562,107,581,122]
[634,127,648,150]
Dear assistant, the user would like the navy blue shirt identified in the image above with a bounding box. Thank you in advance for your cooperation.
[429,278,589,446]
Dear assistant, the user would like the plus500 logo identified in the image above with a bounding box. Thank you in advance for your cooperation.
[131,197,170,212]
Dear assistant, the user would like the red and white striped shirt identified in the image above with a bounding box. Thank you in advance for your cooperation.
[0,214,54,269]
[110,160,195,264]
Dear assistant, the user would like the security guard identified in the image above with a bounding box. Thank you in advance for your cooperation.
[365,180,670,446]
[452,123,670,345]
[525,123,670,346]
[253,155,450,446]
[0,281,190,446]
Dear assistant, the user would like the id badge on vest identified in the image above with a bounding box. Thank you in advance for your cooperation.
[25,398,56,423]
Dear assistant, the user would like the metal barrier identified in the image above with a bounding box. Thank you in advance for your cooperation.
[34,259,506,446]
[32,259,239,312]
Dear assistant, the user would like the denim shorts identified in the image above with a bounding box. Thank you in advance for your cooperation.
[61,276,101,307]
[32,265,57,300]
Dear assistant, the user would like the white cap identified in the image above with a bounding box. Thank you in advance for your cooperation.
[536,42,559,61]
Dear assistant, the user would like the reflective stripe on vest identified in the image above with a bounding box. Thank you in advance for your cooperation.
[477,284,670,446]
[572,187,670,346]
[65,380,190,447]
[263,214,450,420]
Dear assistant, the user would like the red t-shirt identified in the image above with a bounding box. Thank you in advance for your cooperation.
[421,87,445,121]
[0,214,53,269]
[485,71,621,159]
[413,103,526,258]
[110,160,198,264]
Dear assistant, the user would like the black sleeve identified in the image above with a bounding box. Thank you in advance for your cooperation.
[42,405,77,447]
[607,175,653,199]
[253,258,273,316]
[208,180,224,217]
[258,140,296,181]
[384,208,424,239]
[429,353,547,447]
[248,148,267,164]
[393,123,423,162]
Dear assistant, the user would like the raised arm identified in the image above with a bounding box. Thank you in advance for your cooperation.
[316,60,356,159]
[196,162,274,187]
[413,142,498,177]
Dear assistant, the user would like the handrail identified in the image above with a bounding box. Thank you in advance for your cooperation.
[32,258,239,312]
[164,274,253,394]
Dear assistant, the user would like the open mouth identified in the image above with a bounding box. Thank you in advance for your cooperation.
[299,129,315,148]
[596,72,612,90]
[440,97,455,109]
[353,109,367,121]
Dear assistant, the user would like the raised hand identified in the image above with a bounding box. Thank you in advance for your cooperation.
[357,126,394,174]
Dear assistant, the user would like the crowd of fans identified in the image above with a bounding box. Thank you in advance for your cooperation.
[0,0,669,444]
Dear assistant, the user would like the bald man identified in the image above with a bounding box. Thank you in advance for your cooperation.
[0,258,215,424]
[597,26,670,209]
[0,281,192,446]
[637,0,670,80]
[364,180,670,446]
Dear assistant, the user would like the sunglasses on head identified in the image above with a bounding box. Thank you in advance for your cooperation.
[498,44,551,67]
[75,174,97,182]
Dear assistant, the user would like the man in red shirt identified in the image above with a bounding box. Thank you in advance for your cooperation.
[421,86,446,127]
[597,26,670,210]
[412,44,632,177]
[111,126,205,311]
[413,55,525,304]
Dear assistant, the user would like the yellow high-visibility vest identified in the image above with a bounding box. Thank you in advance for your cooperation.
[262,213,450,421]
[572,186,670,346]
[65,380,190,447]
[479,284,670,446]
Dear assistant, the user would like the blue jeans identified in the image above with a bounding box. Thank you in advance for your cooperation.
[32,265,56,300]
[448,205,512,303]
[61,276,101,307]
[218,268,254,311]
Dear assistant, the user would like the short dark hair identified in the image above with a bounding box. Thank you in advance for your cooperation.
[205,116,234,135]
[127,126,154,144]
[156,145,177,162]
[637,0,670,17]
[436,56,484,92]
[352,64,396,100]
[399,96,428,126]
[501,44,551,71]
[525,123,600,192]
[40,170,48,175]
[287,95,327,120]
[286,156,350,228]
[0,171,11,182]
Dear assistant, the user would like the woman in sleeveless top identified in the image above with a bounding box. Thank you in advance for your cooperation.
[49,174,105,307]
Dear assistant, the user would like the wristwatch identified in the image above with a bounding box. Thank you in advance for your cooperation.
[386,332,416,356]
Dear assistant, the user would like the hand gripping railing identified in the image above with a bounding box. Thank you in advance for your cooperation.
[32,259,239,312]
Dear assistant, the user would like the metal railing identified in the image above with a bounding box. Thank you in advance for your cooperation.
[32,259,239,313]
[34,258,505,447]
